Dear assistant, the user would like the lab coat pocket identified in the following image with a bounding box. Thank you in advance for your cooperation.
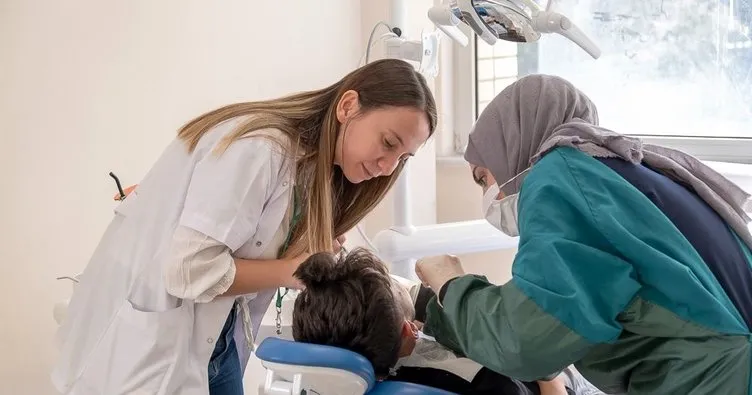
[77,299,193,395]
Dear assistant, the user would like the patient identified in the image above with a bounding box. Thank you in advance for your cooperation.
[292,248,599,395]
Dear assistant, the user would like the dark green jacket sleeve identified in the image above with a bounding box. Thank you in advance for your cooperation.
[424,149,641,382]
[423,277,593,382]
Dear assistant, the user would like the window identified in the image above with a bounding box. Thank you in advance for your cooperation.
[475,40,519,116]
[452,0,752,163]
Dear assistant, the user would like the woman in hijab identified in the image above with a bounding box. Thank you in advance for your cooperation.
[415,74,752,395]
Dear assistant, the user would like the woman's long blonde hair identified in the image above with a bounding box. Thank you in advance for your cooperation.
[177,59,437,258]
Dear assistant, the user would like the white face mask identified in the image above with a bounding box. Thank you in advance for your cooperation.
[483,185,519,236]
[482,169,529,237]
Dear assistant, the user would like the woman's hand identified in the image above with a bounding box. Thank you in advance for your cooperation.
[536,375,569,395]
[415,254,466,294]
[283,235,346,290]
[333,234,346,254]
[226,254,309,296]
[283,253,311,290]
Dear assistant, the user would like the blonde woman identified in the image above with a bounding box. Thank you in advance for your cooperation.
[52,59,437,395]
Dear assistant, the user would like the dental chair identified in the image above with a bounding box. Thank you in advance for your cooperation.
[256,337,456,395]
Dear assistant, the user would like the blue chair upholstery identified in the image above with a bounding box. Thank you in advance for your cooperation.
[256,337,376,391]
[369,381,456,395]
[255,337,457,394]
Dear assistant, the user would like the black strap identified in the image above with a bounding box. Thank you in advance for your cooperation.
[438,277,460,305]
[413,285,434,323]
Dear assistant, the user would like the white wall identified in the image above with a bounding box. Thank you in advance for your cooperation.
[0,1,361,394]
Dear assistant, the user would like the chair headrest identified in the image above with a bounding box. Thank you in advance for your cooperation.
[256,337,376,390]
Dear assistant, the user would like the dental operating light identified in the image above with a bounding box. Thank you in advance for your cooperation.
[428,0,602,59]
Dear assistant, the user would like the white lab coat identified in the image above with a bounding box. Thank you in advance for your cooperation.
[51,119,295,395]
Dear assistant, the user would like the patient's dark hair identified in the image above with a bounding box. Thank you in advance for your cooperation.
[292,248,403,377]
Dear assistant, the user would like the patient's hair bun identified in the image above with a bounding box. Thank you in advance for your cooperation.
[294,252,339,286]
[294,248,388,288]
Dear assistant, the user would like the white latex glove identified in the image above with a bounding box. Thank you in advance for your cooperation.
[415,254,466,296]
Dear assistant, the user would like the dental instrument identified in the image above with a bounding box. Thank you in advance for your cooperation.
[109,172,127,201]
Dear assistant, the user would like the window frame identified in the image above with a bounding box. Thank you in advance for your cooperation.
[449,36,752,165]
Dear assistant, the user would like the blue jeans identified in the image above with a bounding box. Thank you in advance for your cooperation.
[208,303,244,395]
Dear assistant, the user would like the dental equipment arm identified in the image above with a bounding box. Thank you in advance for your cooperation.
[531,10,601,59]
[428,0,601,59]
[427,5,469,47]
